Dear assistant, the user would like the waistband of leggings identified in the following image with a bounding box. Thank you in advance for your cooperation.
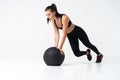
[67,25,78,35]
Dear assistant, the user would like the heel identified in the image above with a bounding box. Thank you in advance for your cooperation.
[86,49,92,61]
[96,53,103,63]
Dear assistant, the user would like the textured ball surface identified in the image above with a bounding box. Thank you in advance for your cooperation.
[43,47,65,66]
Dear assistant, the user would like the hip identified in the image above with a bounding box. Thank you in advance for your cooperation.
[67,25,85,37]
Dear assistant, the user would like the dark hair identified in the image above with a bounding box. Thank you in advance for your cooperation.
[45,3,62,24]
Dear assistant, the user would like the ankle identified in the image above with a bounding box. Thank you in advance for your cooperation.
[97,53,102,56]
[86,51,89,55]
[86,49,90,55]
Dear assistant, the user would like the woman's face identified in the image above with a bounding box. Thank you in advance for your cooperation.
[45,9,55,20]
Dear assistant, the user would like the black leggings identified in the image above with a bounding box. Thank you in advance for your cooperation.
[67,25,100,57]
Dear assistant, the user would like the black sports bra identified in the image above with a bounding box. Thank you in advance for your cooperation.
[54,14,72,29]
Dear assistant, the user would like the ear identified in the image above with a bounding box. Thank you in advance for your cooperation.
[53,11,56,15]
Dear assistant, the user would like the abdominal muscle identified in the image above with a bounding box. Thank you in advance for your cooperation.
[67,23,75,34]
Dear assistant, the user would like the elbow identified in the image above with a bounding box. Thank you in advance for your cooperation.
[62,32,67,38]
[62,31,67,36]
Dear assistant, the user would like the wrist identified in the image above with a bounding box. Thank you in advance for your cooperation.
[54,44,58,47]
[59,46,62,49]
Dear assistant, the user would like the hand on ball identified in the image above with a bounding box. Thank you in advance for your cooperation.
[58,48,64,55]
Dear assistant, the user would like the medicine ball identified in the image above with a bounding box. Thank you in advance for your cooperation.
[43,47,65,66]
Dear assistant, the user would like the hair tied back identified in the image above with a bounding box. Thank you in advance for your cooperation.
[51,3,57,10]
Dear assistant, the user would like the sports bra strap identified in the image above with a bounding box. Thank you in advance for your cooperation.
[54,14,72,29]
[54,20,62,29]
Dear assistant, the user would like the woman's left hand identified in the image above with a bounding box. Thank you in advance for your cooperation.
[58,48,64,55]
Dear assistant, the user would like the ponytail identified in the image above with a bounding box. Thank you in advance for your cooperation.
[51,3,57,12]
[45,3,61,24]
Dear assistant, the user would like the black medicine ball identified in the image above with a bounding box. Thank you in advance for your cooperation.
[43,47,65,66]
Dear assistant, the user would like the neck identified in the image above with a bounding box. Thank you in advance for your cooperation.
[54,16,58,20]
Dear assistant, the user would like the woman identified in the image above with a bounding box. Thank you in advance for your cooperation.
[45,3,103,63]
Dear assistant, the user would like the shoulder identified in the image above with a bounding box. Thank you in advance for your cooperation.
[61,14,69,22]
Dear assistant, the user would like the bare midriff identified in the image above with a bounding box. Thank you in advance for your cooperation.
[67,23,75,34]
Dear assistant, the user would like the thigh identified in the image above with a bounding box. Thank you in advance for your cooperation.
[67,36,80,53]
[76,27,91,46]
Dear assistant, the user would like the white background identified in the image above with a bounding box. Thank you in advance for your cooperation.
[0,0,120,80]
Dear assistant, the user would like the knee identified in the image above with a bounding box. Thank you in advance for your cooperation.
[73,50,82,57]
[74,53,81,57]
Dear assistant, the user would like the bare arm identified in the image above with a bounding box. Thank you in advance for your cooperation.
[51,20,60,48]
[59,15,69,49]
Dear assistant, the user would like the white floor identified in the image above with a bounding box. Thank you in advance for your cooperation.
[0,56,120,80]
[0,0,120,80]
